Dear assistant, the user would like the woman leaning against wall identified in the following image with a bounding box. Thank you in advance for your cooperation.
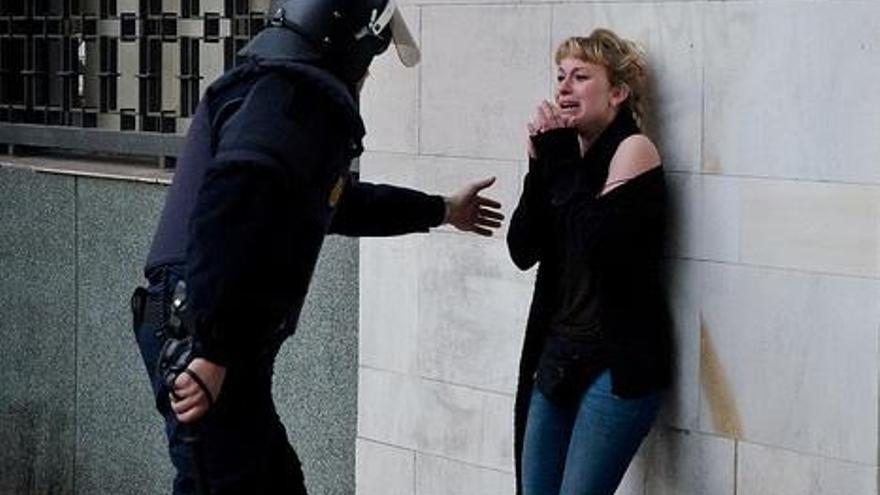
[507,28,672,495]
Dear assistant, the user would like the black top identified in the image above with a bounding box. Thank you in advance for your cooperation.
[548,111,639,332]
[507,111,672,495]
[534,112,643,403]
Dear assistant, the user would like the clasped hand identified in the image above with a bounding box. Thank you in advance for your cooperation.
[526,100,575,158]
[170,357,226,423]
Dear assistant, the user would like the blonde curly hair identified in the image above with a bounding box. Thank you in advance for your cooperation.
[555,28,648,125]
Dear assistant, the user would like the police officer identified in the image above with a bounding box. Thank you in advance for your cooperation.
[131,0,503,492]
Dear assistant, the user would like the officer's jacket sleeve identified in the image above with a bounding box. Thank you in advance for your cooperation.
[184,74,325,365]
[328,179,446,236]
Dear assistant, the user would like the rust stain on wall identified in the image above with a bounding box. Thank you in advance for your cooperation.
[702,154,723,174]
[700,315,743,439]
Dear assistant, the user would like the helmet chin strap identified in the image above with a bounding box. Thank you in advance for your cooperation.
[354,0,396,40]
[268,5,327,49]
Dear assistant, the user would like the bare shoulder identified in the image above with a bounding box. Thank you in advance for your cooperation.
[608,134,661,179]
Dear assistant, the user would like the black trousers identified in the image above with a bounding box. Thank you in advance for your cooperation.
[131,264,307,495]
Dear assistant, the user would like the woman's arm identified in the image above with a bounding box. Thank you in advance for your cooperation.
[600,134,661,196]
[509,100,582,270]
[507,159,551,270]
[565,134,663,259]
[508,127,582,269]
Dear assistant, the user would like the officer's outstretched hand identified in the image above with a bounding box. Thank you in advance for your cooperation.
[445,177,504,236]
[170,358,226,423]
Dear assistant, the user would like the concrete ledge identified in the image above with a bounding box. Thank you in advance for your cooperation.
[0,154,173,185]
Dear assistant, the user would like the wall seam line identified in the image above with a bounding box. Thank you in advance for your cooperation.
[416,6,423,157]
[671,257,880,282]
[733,439,738,495]
[72,176,79,494]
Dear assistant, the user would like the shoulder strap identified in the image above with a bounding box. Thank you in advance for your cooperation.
[204,62,265,153]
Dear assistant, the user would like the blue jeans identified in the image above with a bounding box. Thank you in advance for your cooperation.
[522,370,660,495]
[132,266,306,495]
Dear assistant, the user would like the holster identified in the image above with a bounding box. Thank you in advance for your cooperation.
[131,277,196,394]
[130,285,168,340]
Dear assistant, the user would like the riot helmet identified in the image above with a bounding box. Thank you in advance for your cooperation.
[262,0,420,83]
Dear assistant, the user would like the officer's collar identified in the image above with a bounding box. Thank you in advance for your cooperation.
[258,59,366,142]
[238,28,366,141]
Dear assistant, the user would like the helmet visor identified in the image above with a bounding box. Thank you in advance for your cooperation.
[356,0,420,67]
[388,8,420,67]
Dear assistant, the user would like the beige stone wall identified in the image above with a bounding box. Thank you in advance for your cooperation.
[357,1,880,493]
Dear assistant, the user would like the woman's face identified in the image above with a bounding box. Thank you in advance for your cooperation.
[555,57,625,136]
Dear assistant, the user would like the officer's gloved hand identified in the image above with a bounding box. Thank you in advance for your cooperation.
[170,358,227,423]
[444,177,505,237]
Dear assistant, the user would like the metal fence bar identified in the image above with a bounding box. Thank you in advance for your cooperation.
[0,0,267,165]
[0,122,184,155]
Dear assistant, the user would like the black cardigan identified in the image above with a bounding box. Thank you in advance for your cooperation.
[507,117,672,495]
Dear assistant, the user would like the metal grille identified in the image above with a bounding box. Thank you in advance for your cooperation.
[0,0,272,165]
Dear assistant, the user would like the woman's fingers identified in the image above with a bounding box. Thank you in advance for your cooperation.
[533,100,568,133]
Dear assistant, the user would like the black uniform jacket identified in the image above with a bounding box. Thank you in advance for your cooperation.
[507,119,672,494]
[146,59,445,366]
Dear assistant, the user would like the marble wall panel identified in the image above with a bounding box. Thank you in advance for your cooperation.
[738,442,877,495]
[704,1,880,183]
[699,263,879,464]
[420,5,551,161]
